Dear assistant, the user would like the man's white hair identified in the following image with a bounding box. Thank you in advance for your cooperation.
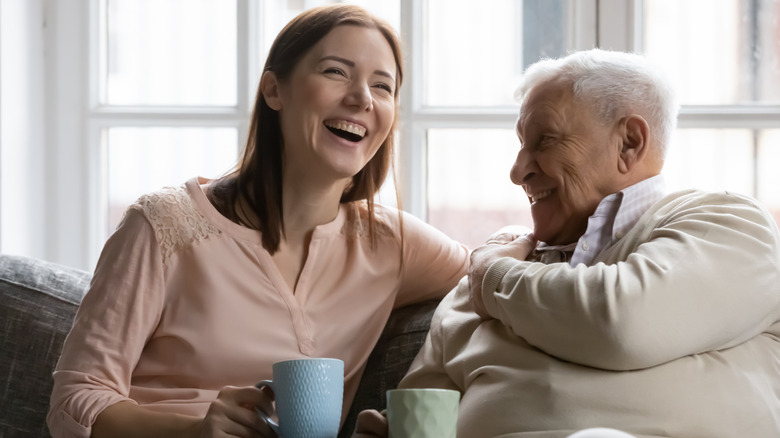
[515,49,679,157]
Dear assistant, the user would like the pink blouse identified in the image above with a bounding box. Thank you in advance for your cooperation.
[47,177,469,438]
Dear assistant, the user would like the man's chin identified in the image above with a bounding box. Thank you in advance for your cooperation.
[530,227,552,244]
[530,214,556,244]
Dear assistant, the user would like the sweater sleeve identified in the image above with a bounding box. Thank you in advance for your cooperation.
[480,192,780,371]
[47,208,167,438]
[394,211,469,308]
[398,280,466,392]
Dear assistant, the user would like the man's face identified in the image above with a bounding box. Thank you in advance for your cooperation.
[511,80,623,245]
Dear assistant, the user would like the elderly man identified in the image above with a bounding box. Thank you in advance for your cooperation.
[354,49,780,437]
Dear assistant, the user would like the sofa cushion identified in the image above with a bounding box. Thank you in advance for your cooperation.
[0,255,90,438]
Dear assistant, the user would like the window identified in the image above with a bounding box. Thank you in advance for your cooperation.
[92,0,403,263]
[420,0,581,248]
[641,0,780,224]
[96,0,242,235]
[1,0,777,270]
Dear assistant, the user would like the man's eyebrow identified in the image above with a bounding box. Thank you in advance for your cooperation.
[321,55,395,81]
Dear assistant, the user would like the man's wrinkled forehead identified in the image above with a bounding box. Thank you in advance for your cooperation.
[516,80,574,135]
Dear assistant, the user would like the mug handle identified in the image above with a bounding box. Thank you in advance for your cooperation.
[255,380,280,435]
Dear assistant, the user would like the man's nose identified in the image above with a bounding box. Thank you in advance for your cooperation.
[510,148,536,185]
[344,82,373,112]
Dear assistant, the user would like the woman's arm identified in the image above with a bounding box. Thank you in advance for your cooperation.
[92,386,274,438]
[394,210,469,307]
[48,209,168,437]
[92,401,200,438]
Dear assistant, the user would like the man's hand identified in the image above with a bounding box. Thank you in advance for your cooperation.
[469,232,537,319]
[352,409,387,438]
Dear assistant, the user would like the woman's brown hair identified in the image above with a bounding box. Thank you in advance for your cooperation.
[209,4,404,253]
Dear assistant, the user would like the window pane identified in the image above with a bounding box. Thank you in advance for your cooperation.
[663,129,755,195]
[643,0,780,105]
[665,128,780,227]
[106,127,238,235]
[758,130,780,224]
[104,0,237,106]
[427,129,531,249]
[425,0,570,107]
[259,0,400,67]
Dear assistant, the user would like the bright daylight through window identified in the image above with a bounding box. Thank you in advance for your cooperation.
[89,0,780,261]
[1,0,778,269]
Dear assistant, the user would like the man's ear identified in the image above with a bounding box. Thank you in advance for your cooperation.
[260,71,282,111]
[617,114,650,174]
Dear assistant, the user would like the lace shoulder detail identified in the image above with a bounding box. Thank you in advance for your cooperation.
[128,184,221,264]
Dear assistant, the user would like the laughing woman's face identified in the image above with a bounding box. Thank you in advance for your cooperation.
[263,24,398,186]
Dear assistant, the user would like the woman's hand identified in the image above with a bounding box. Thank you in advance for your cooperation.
[352,409,388,438]
[469,229,536,319]
[198,385,277,438]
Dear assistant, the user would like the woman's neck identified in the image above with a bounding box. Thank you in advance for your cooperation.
[280,175,347,245]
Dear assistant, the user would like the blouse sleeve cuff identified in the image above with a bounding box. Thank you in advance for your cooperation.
[48,388,135,438]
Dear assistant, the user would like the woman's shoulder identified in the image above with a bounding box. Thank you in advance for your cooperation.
[129,183,190,217]
[125,181,221,262]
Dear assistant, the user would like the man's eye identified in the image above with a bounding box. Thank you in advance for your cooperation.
[539,135,557,145]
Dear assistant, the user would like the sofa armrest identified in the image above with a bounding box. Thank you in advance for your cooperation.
[339,299,440,437]
[0,255,90,438]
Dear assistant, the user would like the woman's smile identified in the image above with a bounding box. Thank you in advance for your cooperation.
[324,119,367,142]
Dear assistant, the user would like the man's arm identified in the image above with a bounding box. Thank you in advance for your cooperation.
[477,192,780,371]
[399,280,468,391]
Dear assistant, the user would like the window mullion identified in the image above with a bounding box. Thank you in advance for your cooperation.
[571,0,598,50]
[238,0,253,153]
[399,0,426,220]
[678,106,780,129]
[596,0,639,51]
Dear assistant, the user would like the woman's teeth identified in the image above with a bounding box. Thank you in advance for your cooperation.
[324,120,366,139]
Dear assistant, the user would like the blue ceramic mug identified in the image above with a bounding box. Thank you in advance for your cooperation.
[256,358,344,438]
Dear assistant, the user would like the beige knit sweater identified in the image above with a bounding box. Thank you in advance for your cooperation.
[401,190,780,437]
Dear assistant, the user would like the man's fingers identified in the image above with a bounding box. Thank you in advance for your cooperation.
[353,409,388,437]
[485,225,533,244]
[468,232,537,319]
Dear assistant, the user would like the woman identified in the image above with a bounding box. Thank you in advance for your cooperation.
[47,5,468,438]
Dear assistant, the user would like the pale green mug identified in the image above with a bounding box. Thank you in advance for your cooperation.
[386,388,460,438]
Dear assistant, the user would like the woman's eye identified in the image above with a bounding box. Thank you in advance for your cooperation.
[373,83,394,95]
[324,67,347,77]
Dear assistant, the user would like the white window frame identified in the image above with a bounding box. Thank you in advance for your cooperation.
[0,0,608,271]
[605,0,780,201]
[82,0,261,267]
[397,0,599,219]
[4,0,778,271]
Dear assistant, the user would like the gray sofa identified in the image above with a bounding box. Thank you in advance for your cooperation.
[0,254,438,438]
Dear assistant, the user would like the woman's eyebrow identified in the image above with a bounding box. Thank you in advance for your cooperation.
[321,55,395,81]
